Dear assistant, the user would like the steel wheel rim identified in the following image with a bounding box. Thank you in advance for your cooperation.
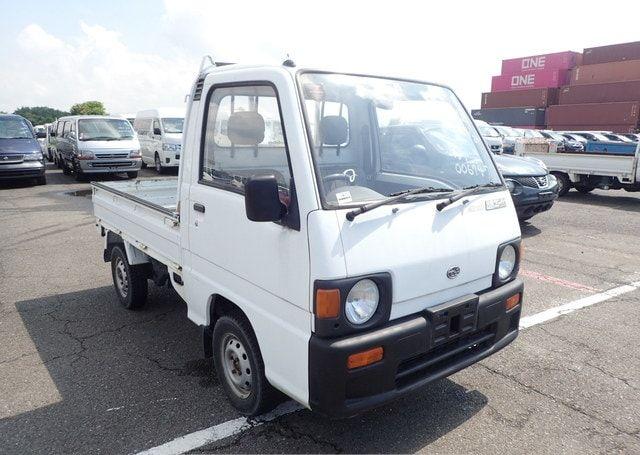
[220,333,252,399]
[115,257,129,298]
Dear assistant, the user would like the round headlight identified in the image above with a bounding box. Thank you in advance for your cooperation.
[345,279,379,325]
[498,245,517,280]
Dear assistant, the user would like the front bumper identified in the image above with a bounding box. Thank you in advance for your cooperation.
[309,278,524,418]
[0,162,45,180]
[78,158,142,173]
[509,182,558,219]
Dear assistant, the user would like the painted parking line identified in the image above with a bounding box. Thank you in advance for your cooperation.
[519,269,600,293]
[136,279,640,455]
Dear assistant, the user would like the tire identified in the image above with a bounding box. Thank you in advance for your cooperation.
[62,159,71,175]
[36,175,46,186]
[154,153,164,174]
[46,149,53,162]
[141,161,147,169]
[552,172,570,197]
[518,215,533,222]
[575,184,594,194]
[110,246,148,310]
[74,162,85,182]
[213,315,281,416]
[127,171,138,179]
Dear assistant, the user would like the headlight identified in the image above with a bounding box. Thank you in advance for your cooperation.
[547,173,557,186]
[163,143,181,152]
[498,244,517,280]
[77,150,96,160]
[23,152,43,161]
[505,180,516,193]
[129,150,141,158]
[345,279,379,325]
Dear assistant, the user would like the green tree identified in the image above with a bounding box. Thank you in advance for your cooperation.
[13,106,69,125]
[69,101,107,116]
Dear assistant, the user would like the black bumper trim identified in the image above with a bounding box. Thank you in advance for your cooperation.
[309,278,523,418]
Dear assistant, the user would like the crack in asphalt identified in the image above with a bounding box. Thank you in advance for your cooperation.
[478,363,640,440]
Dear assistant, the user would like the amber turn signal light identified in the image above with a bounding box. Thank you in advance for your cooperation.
[316,289,340,319]
[347,347,384,369]
[506,293,521,311]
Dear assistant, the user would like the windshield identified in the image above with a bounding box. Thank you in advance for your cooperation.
[477,124,500,137]
[299,73,501,208]
[494,125,519,137]
[0,117,34,139]
[78,118,134,141]
[524,129,545,138]
[545,131,565,141]
[161,117,184,134]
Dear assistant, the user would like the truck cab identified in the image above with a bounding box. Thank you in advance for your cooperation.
[93,61,524,418]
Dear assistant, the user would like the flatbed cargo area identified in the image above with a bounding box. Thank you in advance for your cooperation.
[92,178,179,216]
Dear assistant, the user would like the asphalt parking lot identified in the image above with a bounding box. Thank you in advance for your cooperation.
[1,163,639,454]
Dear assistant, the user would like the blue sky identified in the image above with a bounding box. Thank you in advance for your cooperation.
[1,0,639,115]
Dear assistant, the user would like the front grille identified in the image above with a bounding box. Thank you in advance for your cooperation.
[89,161,133,168]
[96,153,129,159]
[512,176,547,188]
[0,155,24,164]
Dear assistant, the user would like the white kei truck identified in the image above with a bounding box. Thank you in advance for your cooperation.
[516,142,640,196]
[92,58,524,418]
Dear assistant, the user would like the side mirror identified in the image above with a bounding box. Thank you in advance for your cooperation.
[244,175,286,222]
[36,131,46,139]
[153,128,162,135]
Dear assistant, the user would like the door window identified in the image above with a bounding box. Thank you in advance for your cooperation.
[200,84,293,199]
[62,122,71,137]
[153,119,161,135]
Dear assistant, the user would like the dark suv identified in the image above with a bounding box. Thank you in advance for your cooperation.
[0,114,46,185]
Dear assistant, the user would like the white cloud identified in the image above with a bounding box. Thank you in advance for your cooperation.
[0,22,194,114]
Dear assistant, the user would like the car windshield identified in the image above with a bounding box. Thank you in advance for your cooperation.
[525,130,545,138]
[78,118,135,141]
[0,117,34,139]
[494,125,519,137]
[298,73,501,208]
[161,117,184,134]
[545,131,565,141]
[477,124,500,137]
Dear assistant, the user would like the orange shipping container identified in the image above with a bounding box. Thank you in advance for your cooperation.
[570,60,640,85]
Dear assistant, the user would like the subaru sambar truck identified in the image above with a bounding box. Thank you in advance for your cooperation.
[91,58,524,417]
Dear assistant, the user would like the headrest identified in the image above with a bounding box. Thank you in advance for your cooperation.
[320,115,348,146]
[227,111,265,145]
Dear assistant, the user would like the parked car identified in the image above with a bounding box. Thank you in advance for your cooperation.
[603,133,636,143]
[540,130,584,152]
[474,120,503,154]
[0,114,46,185]
[494,153,558,221]
[491,125,522,154]
[92,61,524,418]
[620,133,640,142]
[34,125,47,153]
[133,108,184,173]
[55,115,142,181]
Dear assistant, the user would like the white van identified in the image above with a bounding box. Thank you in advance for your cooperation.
[92,61,524,418]
[133,108,184,173]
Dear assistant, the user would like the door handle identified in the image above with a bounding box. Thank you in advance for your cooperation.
[193,203,206,213]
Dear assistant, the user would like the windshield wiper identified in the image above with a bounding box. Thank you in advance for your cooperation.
[436,182,503,212]
[346,186,453,221]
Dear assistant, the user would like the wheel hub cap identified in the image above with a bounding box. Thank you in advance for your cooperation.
[221,334,252,399]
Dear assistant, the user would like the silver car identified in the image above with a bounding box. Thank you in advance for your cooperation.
[54,115,142,181]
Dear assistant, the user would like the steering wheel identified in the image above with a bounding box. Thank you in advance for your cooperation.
[322,168,357,185]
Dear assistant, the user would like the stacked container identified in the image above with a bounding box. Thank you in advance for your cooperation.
[473,51,581,127]
[547,41,640,133]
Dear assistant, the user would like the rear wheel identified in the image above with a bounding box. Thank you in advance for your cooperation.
[552,172,570,197]
[575,184,594,194]
[110,246,148,310]
[213,315,280,416]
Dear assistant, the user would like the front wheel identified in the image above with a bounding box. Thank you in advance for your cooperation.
[213,315,281,416]
[127,171,138,179]
[61,159,71,175]
[154,153,164,174]
[552,172,571,197]
[575,184,594,194]
[35,175,46,186]
[110,246,148,310]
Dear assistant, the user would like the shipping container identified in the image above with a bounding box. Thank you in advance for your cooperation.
[547,102,639,126]
[547,124,639,134]
[481,88,558,108]
[471,107,546,126]
[501,51,580,75]
[492,69,570,92]
[558,80,640,104]
[570,60,640,85]
[583,41,640,65]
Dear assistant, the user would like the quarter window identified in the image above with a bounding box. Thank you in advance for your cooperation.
[201,85,292,198]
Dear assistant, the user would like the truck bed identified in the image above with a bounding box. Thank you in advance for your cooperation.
[517,150,639,182]
[92,178,182,269]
